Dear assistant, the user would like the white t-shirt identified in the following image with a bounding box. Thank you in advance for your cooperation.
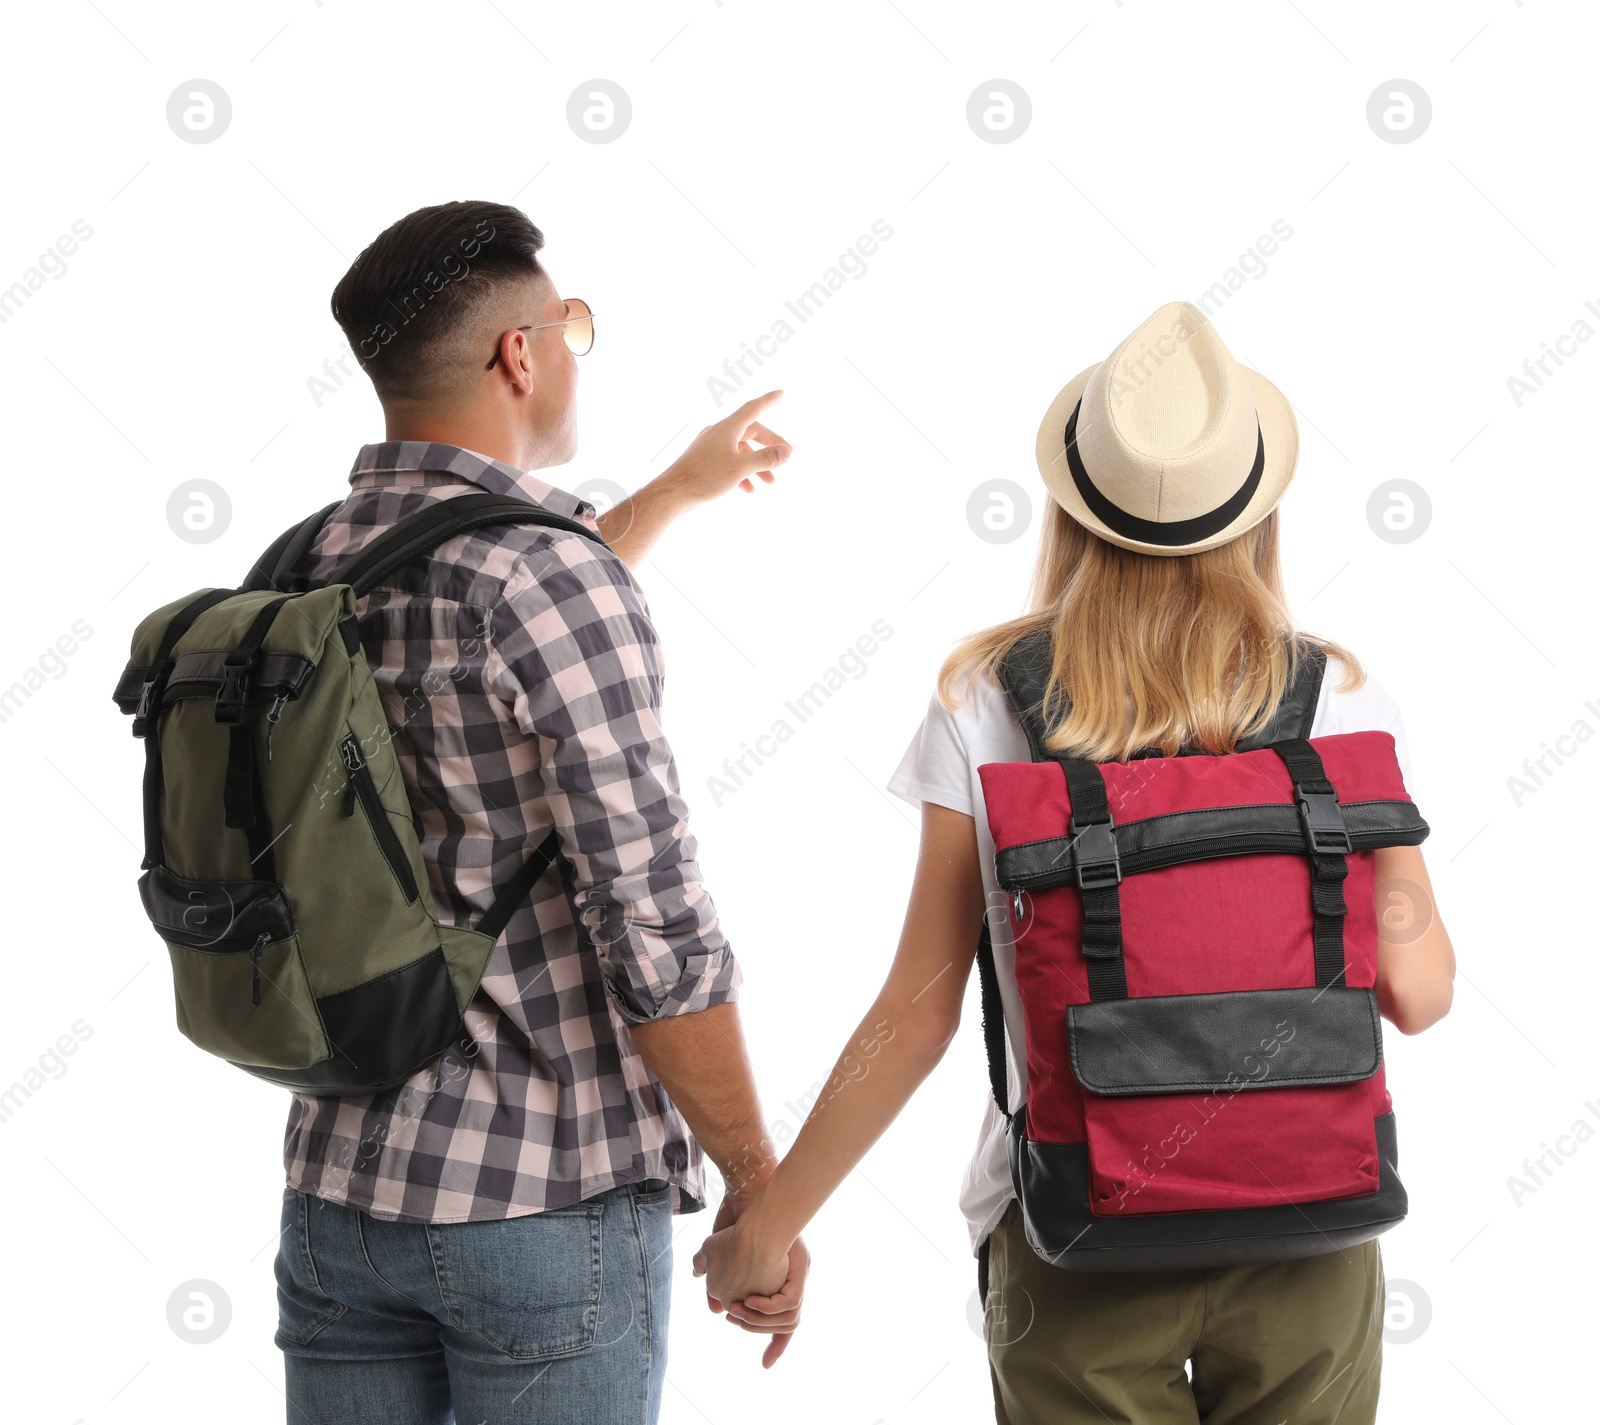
[886,654,1411,1255]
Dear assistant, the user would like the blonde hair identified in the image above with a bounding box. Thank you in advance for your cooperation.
[937,503,1363,761]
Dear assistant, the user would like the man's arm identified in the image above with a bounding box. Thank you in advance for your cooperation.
[487,536,805,1362]
[631,1004,808,1367]
[598,390,791,566]
[631,1004,774,1198]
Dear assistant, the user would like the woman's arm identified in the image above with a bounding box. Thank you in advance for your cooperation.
[693,802,986,1309]
[1372,842,1455,1033]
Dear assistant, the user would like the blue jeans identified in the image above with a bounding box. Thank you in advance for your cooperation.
[274,1180,673,1424]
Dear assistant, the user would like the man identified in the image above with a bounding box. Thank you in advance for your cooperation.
[272,200,804,1424]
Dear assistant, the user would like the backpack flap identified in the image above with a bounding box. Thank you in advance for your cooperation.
[1066,985,1383,1097]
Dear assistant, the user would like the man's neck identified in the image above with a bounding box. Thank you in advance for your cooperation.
[383,406,528,472]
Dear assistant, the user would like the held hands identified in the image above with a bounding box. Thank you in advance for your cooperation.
[692,1188,808,1368]
[664,390,792,502]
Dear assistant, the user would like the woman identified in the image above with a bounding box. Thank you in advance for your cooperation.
[695,301,1456,1422]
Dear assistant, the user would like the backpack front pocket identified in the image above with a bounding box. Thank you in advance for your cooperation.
[1068,987,1385,1216]
[1079,1081,1381,1216]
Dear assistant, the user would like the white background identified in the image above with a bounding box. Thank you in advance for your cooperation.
[2,2,1595,1421]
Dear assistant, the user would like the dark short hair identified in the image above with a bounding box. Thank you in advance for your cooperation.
[331,200,545,399]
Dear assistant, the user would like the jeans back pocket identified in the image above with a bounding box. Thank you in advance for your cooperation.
[429,1204,603,1361]
[274,1190,348,1349]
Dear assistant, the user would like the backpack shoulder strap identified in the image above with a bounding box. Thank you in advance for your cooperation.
[995,628,1328,762]
[242,502,342,594]
[995,626,1059,762]
[326,493,608,942]
[335,492,609,596]
[244,492,610,598]
[1237,639,1327,748]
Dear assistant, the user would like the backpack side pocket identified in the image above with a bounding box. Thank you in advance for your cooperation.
[140,865,331,1070]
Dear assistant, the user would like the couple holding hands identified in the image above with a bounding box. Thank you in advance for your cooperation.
[262,201,1452,1425]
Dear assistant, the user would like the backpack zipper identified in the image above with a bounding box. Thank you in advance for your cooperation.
[249,931,268,1006]
[339,733,420,904]
[266,693,288,762]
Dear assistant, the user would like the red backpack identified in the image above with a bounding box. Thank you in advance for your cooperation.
[976,631,1428,1270]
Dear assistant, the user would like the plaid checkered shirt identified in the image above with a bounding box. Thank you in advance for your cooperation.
[281,442,740,1222]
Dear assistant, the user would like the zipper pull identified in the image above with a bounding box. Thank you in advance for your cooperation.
[249,932,268,1007]
[266,693,288,761]
[1011,889,1025,920]
[340,735,363,813]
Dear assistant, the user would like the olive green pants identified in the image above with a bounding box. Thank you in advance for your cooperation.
[982,1201,1383,1424]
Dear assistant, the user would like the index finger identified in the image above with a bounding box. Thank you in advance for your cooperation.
[763,1330,795,1369]
[730,389,784,424]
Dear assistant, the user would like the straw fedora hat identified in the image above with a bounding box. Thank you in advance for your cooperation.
[1034,301,1298,556]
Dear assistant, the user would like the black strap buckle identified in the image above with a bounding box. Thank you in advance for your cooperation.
[131,677,159,738]
[1069,819,1122,890]
[214,661,251,725]
[1295,784,1352,856]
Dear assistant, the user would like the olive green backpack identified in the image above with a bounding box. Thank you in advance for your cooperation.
[113,492,606,1093]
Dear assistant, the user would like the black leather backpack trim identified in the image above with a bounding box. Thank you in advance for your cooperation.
[239,945,462,1094]
[995,796,1427,893]
[139,864,295,951]
[1067,986,1382,1096]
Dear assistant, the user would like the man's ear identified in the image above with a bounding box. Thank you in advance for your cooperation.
[491,328,537,393]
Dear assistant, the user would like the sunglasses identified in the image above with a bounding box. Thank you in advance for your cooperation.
[486,297,595,368]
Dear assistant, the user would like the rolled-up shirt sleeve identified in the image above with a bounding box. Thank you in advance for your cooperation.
[485,533,739,1023]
